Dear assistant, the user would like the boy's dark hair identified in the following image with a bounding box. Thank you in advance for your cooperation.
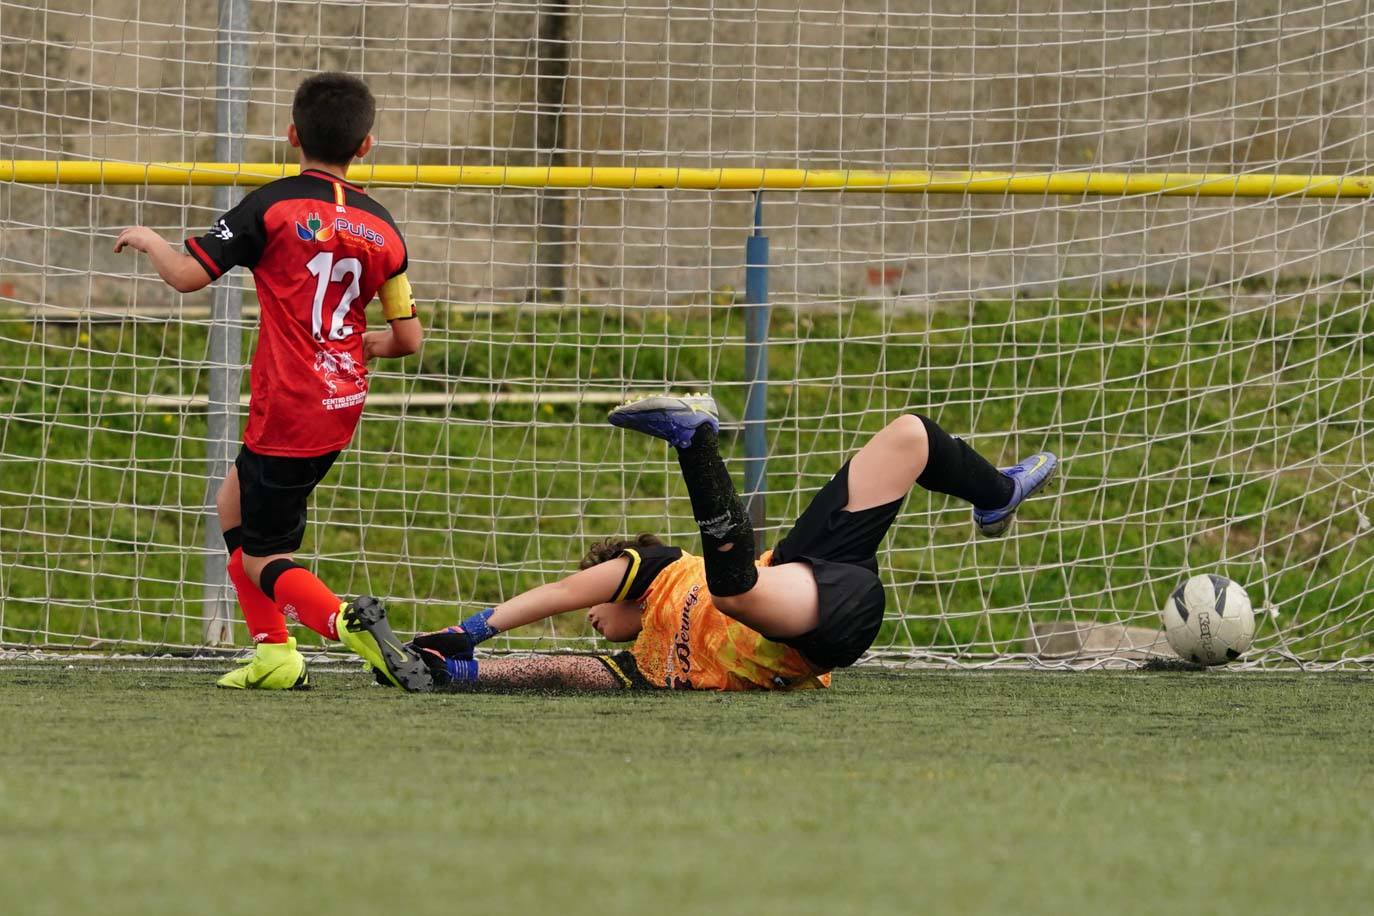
[292,73,375,165]
[579,533,664,570]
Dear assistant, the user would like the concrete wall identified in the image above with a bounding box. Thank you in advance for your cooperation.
[2,0,1371,307]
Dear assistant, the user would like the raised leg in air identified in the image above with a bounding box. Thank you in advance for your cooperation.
[610,395,820,639]
[847,413,1057,538]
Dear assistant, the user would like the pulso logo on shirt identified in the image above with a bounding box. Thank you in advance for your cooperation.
[335,218,386,248]
[295,211,386,248]
[295,212,336,242]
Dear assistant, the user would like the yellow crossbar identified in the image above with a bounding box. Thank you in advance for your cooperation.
[3,160,1373,197]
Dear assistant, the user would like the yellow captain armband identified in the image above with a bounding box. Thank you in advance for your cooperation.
[379,272,416,321]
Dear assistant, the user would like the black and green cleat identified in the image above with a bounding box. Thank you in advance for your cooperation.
[338,596,433,693]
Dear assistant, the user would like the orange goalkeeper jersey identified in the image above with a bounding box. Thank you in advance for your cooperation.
[629,550,831,691]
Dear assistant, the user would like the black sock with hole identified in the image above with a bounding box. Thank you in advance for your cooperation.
[915,415,1015,510]
[674,425,758,597]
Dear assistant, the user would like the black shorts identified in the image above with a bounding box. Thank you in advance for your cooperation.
[235,445,339,556]
[770,461,904,669]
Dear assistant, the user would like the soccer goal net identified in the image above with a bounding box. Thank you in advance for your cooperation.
[2,1,1372,667]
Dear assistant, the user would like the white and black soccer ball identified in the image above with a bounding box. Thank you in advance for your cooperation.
[1161,574,1255,666]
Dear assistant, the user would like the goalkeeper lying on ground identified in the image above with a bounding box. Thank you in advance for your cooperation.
[350,395,1057,692]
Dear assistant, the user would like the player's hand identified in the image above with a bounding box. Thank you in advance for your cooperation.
[361,329,388,363]
[112,226,160,254]
[410,627,476,661]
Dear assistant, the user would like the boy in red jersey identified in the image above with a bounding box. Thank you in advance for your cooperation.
[115,73,432,691]
[368,395,1057,692]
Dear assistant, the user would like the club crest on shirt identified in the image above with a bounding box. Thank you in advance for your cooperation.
[295,212,336,242]
[313,349,368,410]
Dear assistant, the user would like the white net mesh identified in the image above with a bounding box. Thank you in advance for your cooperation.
[2,0,1372,665]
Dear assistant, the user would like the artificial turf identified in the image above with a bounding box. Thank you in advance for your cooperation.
[2,663,1371,916]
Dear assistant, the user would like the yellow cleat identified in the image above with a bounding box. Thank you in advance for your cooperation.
[216,637,310,690]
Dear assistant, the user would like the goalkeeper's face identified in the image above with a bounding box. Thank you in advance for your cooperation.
[587,600,643,642]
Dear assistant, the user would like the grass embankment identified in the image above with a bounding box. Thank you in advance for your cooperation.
[2,291,1371,654]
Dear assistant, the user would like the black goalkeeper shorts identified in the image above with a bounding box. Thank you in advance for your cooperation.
[235,445,339,557]
[769,460,904,669]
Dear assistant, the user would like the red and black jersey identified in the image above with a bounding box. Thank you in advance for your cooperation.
[186,168,414,457]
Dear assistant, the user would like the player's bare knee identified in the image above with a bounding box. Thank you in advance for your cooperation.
[240,553,279,588]
[893,413,929,449]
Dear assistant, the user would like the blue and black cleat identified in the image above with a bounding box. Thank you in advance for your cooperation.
[608,394,720,449]
[973,452,1059,538]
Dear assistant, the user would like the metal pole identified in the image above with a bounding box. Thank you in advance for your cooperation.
[742,192,771,551]
[203,0,248,645]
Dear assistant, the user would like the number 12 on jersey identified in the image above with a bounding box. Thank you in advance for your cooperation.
[306,251,362,341]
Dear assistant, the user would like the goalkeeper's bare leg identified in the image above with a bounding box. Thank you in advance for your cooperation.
[365,612,633,690]
[423,655,624,691]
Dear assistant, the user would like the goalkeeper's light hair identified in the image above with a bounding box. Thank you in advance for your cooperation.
[579,533,664,570]
[292,72,375,165]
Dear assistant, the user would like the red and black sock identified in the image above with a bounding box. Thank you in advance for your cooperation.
[258,559,341,641]
[223,528,288,644]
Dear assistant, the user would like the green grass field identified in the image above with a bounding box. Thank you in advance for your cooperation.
[2,663,1371,916]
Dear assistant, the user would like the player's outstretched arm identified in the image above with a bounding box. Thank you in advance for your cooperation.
[416,556,630,658]
[113,226,211,293]
[486,558,630,634]
[402,559,633,689]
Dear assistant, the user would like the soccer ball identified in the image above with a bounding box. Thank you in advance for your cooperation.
[1160,574,1255,666]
